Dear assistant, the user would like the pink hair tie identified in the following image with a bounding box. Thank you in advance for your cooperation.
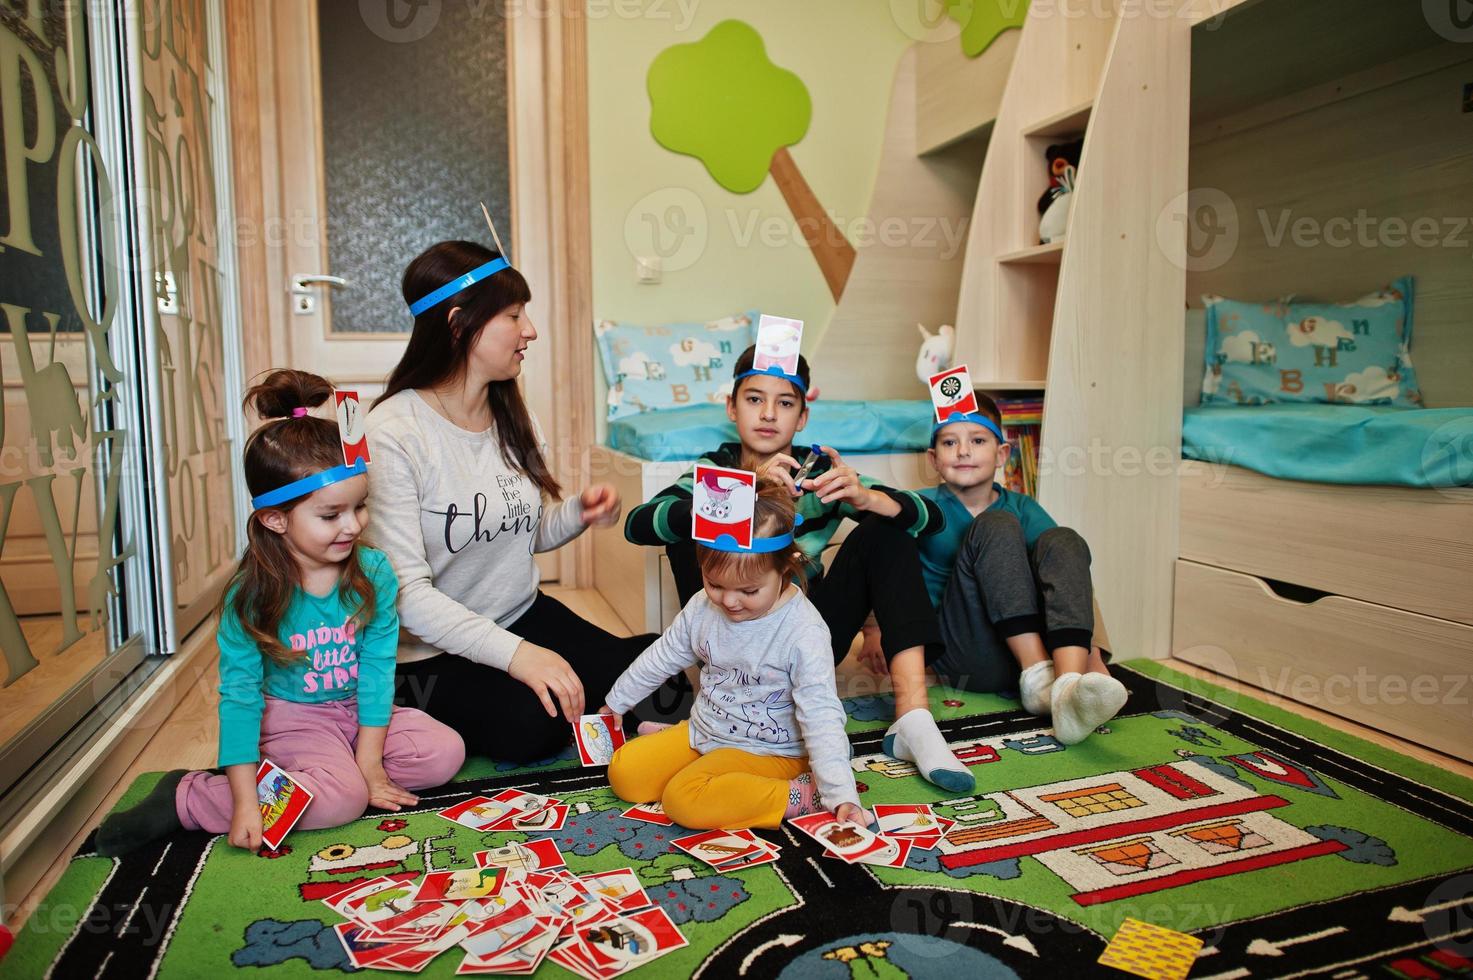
[292,407,309,418]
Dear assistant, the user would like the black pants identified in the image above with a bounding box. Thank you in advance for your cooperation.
[935,511,1095,693]
[666,518,942,666]
[395,591,686,764]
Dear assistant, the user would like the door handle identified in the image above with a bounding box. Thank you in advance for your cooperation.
[290,274,351,315]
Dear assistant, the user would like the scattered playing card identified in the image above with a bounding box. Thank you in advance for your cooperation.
[788,812,891,864]
[511,804,569,833]
[712,847,780,872]
[1097,917,1205,980]
[412,867,507,904]
[672,829,765,868]
[848,836,914,868]
[873,804,942,838]
[458,914,563,974]
[256,760,313,850]
[474,838,566,876]
[574,713,627,766]
[621,801,674,826]
[578,868,653,914]
[323,843,683,976]
[439,790,560,832]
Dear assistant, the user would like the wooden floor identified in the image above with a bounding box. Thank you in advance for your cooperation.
[11,586,1473,933]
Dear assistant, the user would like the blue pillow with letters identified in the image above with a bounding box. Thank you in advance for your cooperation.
[595,312,758,420]
[1200,277,1423,408]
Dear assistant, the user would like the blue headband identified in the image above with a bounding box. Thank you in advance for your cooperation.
[407,257,511,317]
[701,513,805,554]
[735,365,808,395]
[251,460,368,509]
[931,412,1006,445]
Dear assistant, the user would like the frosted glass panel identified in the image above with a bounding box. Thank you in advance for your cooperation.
[317,1,513,333]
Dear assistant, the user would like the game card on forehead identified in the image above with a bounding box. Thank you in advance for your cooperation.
[753,314,804,375]
[334,389,370,466]
[574,713,626,766]
[928,363,978,423]
[691,465,756,550]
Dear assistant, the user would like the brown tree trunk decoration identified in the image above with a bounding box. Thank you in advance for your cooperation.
[768,147,857,302]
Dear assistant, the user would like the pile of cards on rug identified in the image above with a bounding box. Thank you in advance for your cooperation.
[324,792,685,976]
[789,803,955,868]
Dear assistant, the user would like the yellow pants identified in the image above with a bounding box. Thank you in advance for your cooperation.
[607,721,809,830]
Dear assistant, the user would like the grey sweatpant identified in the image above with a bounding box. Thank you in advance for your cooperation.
[933,511,1099,694]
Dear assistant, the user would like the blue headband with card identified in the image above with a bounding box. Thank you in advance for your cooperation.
[690,463,803,553]
[407,257,510,316]
[736,314,807,393]
[926,363,1005,442]
[932,411,1006,444]
[406,203,516,317]
[704,513,805,553]
[251,391,372,509]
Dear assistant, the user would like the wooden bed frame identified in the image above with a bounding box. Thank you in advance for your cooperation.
[1172,461,1473,760]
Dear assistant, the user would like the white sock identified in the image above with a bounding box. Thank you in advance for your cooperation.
[884,708,974,793]
[1019,661,1056,716]
[1051,672,1128,745]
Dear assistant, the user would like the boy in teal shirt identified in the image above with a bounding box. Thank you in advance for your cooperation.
[912,394,1127,745]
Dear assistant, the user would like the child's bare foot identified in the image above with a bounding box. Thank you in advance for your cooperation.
[636,721,672,737]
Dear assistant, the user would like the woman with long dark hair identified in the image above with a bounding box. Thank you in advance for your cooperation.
[368,240,656,762]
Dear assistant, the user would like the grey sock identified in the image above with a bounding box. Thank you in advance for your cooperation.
[96,769,188,857]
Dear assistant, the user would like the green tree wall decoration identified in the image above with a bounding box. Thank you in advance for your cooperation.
[648,20,856,301]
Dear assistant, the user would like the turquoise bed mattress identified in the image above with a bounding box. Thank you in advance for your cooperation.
[606,401,936,462]
[1182,404,1473,488]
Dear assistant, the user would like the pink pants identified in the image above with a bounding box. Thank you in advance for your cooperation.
[176,697,465,834]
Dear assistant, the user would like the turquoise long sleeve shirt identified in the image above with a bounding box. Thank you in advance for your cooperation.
[216,547,400,767]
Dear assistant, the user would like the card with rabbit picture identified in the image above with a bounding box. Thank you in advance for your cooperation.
[691,465,756,549]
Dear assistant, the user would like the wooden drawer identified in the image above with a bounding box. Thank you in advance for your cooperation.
[1179,462,1473,626]
[1173,559,1473,761]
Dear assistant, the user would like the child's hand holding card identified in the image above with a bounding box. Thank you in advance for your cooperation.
[573,713,625,766]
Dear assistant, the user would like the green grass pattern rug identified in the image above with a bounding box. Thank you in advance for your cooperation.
[9,663,1473,978]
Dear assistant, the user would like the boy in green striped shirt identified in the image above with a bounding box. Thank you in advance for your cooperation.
[625,345,973,794]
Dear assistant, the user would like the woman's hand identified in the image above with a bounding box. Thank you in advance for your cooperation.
[835,802,873,828]
[509,642,586,722]
[360,761,419,811]
[857,624,888,676]
[580,485,622,527]
[228,799,263,851]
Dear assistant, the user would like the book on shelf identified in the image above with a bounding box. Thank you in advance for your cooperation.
[994,395,1043,498]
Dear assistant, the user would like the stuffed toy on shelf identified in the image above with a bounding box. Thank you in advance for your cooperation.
[915,323,955,385]
[1038,139,1083,245]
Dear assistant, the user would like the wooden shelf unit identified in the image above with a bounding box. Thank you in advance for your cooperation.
[1021,99,1094,139]
[948,1,1191,662]
[997,241,1064,266]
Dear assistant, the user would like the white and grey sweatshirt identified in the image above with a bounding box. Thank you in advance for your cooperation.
[365,390,585,671]
[604,589,861,812]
